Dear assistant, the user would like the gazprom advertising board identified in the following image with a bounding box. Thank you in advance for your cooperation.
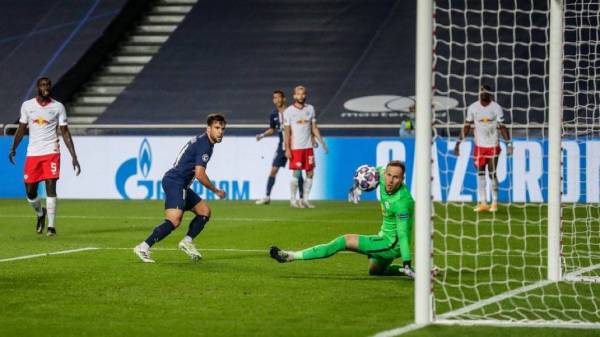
[1,136,598,203]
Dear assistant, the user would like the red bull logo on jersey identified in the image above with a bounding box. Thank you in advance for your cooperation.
[32,118,49,125]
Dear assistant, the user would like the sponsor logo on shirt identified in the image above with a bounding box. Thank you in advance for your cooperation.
[32,118,49,125]
[478,116,496,124]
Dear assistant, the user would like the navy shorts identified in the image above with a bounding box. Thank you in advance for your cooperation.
[272,148,287,168]
[162,177,202,211]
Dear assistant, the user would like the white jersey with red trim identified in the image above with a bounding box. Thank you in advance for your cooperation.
[19,98,68,156]
[283,103,315,150]
[466,100,504,148]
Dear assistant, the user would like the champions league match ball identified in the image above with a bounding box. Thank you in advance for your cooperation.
[353,165,380,192]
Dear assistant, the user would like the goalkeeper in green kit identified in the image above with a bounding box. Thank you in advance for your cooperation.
[269,160,415,278]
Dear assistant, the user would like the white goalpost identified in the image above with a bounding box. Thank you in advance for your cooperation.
[415,0,600,330]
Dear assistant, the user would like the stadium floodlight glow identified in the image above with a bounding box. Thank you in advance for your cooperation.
[414,0,600,330]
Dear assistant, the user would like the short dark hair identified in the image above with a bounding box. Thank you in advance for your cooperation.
[273,90,285,98]
[480,84,492,93]
[207,113,226,126]
[37,77,51,86]
[386,160,406,174]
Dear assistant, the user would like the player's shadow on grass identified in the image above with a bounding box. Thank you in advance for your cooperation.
[281,274,413,282]
[73,226,148,235]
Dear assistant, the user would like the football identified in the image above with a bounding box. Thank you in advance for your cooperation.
[353,165,380,191]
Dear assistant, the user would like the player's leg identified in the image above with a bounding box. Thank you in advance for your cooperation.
[178,191,208,260]
[299,148,315,208]
[258,148,287,205]
[134,179,184,263]
[24,156,46,233]
[25,182,46,234]
[257,166,279,205]
[300,169,315,208]
[38,153,60,235]
[290,170,303,208]
[270,234,351,263]
[270,234,391,263]
[297,171,304,200]
[369,258,416,278]
[367,257,394,275]
[44,179,58,236]
[473,146,489,212]
[487,151,500,212]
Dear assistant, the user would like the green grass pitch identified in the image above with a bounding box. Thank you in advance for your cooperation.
[0,199,598,337]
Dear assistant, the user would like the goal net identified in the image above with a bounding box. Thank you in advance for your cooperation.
[430,0,600,327]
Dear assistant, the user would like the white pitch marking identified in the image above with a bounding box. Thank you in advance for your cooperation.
[369,323,425,337]
[0,247,98,263]
[102,247,266,252]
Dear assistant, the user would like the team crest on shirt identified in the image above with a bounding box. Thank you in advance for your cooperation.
[202,154,210,162]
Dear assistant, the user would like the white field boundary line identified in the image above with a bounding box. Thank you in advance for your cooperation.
[0,247,98,263]
[370,263,600,336]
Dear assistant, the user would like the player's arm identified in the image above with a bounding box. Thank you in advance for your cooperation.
[284,125,292,159]
[311,122,328,154]
[256,128,275,141]
[499,124,512,155]
[395,205,413,266]
[8,123,27,164]
[194,165,226,199]
[454,122,472,156]
[59,125,81,175]
[497,106,512,155]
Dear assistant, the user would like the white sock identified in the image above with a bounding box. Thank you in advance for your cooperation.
[27,197,44,216]
[290,251,302,260]
[491,178,499,204]
[303,177,313,201]
[290,176,299,202]
[140,242,150,251]
[183,236,193,243]
[46,197,57,228]
[477,174,487,204]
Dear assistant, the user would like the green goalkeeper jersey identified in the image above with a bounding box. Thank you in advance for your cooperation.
[376,166,415,261]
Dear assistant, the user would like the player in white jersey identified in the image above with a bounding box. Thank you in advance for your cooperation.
[454,85,512,212]
[8,77,81,235]
[283,85,328,208]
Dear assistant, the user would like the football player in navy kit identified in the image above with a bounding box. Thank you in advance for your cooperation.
[255,90,302,204]
[134,114,226,263]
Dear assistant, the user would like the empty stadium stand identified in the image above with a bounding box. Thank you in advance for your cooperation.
[0,0,128,125]
[96,0,415,127]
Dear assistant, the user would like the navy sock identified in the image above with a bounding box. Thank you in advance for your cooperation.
[186,215,209,239]
[144,220,175,247]
[266,176,276,196]
[298,175,304,198]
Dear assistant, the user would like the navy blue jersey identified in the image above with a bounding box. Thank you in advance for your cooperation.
[269,109,284,151]
[164,133,214,186]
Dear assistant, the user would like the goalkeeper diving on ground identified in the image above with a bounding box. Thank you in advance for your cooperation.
[269,161,417,277]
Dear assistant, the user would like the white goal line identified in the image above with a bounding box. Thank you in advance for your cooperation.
[371,262,600,336]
